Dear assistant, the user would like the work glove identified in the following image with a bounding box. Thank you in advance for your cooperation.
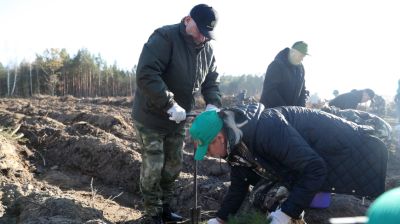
[205,104,219,111]
[207,218,223,224]
[267,209,291,224]
[267,209,306,224]
[167,103,186,123]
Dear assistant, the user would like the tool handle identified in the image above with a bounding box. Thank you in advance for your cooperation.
[186,112,198,118]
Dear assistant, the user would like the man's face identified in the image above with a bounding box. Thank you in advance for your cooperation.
[184,16,208,44]
[289,48,306,65]
[206,132,227,158]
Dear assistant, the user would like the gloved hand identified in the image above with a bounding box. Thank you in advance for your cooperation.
[267,209,291,224]
[205,104,219,111]
[207,218,223,224]
[167,103,186,123]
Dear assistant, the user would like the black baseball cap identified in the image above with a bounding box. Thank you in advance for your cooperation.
[190,4,218,40]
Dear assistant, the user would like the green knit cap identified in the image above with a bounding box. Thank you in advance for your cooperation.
[189,110,223,160]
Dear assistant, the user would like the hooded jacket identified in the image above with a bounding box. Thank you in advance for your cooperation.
[132,21,222,132]
[216,103,387,220]
[260,48,308,108]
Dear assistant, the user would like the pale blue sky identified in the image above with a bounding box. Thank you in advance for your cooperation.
[1,0,399,100]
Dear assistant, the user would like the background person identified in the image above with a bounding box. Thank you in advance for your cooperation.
[329,88,375,110]
[260,41,310,108]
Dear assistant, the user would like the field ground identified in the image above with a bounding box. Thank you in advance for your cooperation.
[0,95,399,223]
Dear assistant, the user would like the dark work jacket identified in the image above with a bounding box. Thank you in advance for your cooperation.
[216,103,387,220]
[132,21,222,132]
[260,48,307,108]
[329,90,364,109]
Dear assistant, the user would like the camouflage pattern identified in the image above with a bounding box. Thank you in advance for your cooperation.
[133,120,185,216]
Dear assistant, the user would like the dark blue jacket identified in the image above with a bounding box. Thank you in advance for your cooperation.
[217,103,387,220]
[329,90,364,109]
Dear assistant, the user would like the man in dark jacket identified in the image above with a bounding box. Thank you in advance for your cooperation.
[329,88,375,110]
[260,41,309,108]
[189,103,387,224]
[132,4,222,224]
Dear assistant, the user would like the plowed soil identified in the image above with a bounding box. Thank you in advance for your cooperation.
[0,95,399,224]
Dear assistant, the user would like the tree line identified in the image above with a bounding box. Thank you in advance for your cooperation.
[0,48,264,98]
[0,48,135,98]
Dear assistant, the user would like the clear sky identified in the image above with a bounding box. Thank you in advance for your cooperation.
[1,0,399,100]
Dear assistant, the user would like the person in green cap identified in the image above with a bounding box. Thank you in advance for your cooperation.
[260,41,310,108]
[189,103,388,224]
[367,187,400,224]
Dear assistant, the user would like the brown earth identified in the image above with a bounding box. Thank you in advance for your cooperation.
[0,95,399,224]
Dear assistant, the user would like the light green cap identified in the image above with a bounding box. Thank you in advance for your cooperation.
[367,187,400,224]
[189,110,223,160]
[292,41,309,55]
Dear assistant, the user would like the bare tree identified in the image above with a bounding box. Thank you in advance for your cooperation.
[36,63,40,95]
[29,62,33,96]
[7,67,10,96]
[11,66,17,96]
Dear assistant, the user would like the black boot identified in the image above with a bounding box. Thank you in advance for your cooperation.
[162,204,183,223]
[151,215,165,224]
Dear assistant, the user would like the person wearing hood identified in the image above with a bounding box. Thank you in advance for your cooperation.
[132,4,222,224]
[189,103,387,224]
[260,41,310,108]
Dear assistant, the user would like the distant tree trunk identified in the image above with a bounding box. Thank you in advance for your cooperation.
[63,70,66,96]
[111,72,114,96]
[98,70,101,97]
[7,68,10,96]
[106,73,109,96]
[29,63,33,96]
[129,72,132,96]
[36,65,40,95]
[89,69,92,97]
[11,66,17,96]
[78,66,82,97]
[72,72,75,95]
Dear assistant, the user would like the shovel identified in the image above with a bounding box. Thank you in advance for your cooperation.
[190,141,201,224]
[186,112,201,224]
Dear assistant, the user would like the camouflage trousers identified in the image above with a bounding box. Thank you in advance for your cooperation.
[133,121,185,216]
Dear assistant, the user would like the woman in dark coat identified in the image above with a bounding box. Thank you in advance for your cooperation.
[189,103,387,224]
